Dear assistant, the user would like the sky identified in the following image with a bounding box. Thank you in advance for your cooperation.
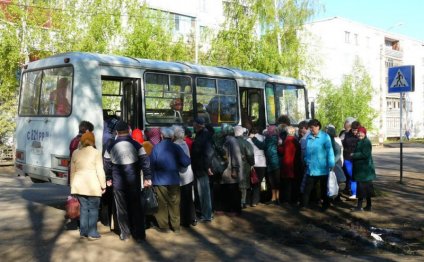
[310,0,424,41]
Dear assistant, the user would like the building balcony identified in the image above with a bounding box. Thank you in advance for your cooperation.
[385,48,403,59]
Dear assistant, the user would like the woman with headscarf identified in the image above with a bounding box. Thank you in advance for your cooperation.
[70,132,106,240]
[143,127,161,155]
[351,126,376,211]
[171,125,197,227]
[278,126,301,205]
[234,126,255,209]
[219,124,242,215]
[247,127,267,207]
[251,125,280,205]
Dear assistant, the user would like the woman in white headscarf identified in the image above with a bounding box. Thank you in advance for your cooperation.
[171,125,197,227]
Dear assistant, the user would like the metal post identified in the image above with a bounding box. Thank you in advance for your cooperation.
[399,92,403,183]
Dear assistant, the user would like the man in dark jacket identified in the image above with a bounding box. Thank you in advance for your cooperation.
[191,117,214,222]
[104,120,152,242]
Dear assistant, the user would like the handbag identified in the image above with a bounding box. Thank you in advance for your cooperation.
[66,196,80,219]
[141,186,159,215]
[327,170,339,198]
[250,167,259,184]
[211,150,227,178]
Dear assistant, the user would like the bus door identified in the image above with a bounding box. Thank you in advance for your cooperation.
[101,77,139,130]
[239,87,266,132]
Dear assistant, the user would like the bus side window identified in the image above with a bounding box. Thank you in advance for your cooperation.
[196,78,238,125]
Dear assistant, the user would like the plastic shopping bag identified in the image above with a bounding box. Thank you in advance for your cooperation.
[141,186,159,215]
[327,171,339,198]
[66,196,80,219]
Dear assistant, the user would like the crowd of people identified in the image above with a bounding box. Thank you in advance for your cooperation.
[68,115,377,242]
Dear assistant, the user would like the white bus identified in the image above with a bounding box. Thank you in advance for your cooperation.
[15,52,310,185]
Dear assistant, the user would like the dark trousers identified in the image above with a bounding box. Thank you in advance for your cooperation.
[154,185,181,230]
[180,182,196,226]
[77,195,101,238]
[220,183,241,214]
[251,167,266,205]
[114,189,145,239]
[357,197,372,208]
[281,177,301,204]
[302,175,329,208]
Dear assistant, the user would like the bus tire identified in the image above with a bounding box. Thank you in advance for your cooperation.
[30,177,46,183]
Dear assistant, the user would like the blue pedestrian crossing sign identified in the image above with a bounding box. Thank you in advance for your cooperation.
[388,65,415,93]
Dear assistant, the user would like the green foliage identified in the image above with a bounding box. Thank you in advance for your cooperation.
[203,0,258,70]
[0,10,20,144]
[121,3,193,61]
[204,0,316,77]
[316,59,378,132]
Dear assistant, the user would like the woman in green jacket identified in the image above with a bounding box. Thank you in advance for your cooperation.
[351,126,376,211]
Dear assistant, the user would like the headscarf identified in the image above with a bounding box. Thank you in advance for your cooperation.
[132,128,144,144]
[147,127,161,145]
[358,126,367,135]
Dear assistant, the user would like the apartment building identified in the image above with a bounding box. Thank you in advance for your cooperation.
[303,17,424,141]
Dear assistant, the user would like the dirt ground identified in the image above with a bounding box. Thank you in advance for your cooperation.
[1,148,423,261]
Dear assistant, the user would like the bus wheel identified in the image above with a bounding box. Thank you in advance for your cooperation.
[30,177,45,183]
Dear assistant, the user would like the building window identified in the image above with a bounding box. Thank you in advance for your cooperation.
[354,33,358,45]
[174,14,180,31]
[385,58,394,68]
[345,31,350,43]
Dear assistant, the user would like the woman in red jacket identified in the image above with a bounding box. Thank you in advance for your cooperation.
[278,126,301,205]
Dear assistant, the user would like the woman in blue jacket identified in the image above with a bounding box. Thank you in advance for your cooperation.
[302,119,335,210]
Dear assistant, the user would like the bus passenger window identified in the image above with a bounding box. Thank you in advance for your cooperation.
[49,78,71,115]
[19,71,42,115]
[196,78,237,125]
[18,66,73,116]
[144,73,192,125]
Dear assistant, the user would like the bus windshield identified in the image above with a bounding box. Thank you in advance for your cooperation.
[19,66,73,116]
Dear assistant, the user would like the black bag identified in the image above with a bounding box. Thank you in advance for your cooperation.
[211,152,227,176]
[141,187,158,215]
[210,142,227,179]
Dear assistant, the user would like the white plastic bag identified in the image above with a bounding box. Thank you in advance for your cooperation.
[327,170,339,198]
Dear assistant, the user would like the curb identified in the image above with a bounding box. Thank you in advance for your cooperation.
[382,143,424,148]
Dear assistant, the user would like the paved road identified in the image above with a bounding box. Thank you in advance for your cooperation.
[0,147,423,261]
[373,146,424,174]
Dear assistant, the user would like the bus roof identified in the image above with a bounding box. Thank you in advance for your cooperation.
[27,52,305,86]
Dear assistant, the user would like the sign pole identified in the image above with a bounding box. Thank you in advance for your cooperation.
[388,65,414,184]
[399,92,403,184]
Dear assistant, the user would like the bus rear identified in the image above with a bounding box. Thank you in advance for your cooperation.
[15,53,107,185]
